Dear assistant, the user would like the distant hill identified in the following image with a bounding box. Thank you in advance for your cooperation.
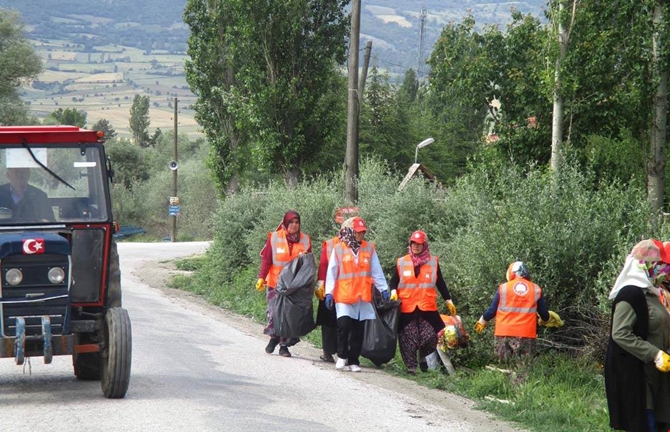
[0,0,545,135]
[2,0,546,78]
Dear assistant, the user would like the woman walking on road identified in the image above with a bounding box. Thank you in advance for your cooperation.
[315,217,355,363]
[256,210,312,358]
[390,230,457,374]
[324,217,391,372]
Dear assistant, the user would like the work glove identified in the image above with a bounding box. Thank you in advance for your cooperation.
[325,294,334,311]
[538,310,564,328]
[655,350,670,372]
[474,316,487,334]
[390,289,398,301]
[381,290,390,301]
[315,280,325,301]
[255,278,266,292]
[446,299,457,316]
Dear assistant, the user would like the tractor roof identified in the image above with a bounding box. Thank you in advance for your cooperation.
[0,125,104,145]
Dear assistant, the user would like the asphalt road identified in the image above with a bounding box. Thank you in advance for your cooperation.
[0,242,524,432]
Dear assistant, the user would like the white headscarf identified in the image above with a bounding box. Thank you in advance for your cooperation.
[609,256,660,300]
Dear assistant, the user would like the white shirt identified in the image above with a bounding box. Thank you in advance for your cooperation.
[325,245,389,320]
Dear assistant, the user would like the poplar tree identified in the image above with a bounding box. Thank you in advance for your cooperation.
[129,95,150,147]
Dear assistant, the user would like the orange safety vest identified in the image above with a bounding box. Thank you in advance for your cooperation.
[332,241,374,304]
[265,230,311,288]
[323,237,340,262]
[494,278,541,338]
[396,254,439,313]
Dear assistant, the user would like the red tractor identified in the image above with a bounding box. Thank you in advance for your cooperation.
[0,126,131,398]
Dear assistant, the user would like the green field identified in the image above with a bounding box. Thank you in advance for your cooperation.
[25,40,201,139]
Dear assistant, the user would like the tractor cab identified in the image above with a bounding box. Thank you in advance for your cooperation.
[0,126,131,398]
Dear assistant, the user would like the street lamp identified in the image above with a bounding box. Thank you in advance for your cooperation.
[414,137,434,164]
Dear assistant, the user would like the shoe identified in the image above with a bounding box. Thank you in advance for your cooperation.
[419,361,428,372]
[407,368,416,375]
[349,364,362,372]
[265,338,279,354]
[278,346,291,357]
[335,358,348,370]
[320,353,335,363]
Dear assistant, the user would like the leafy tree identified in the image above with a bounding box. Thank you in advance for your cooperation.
[44,107,87,128]
[148,127,162,147]
[105,139,150,188]
[358,66,413,171]
[397,68,419,106]
[559,0,670,212]
[0,9,42,125]
[129,94,150,147]
[426,13,550,171]
[91,118,117,140]
[425,16,501,175]
[184,0,247,193]
[185,0,349,188]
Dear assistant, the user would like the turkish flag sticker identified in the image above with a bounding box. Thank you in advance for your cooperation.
[22,238,45,255]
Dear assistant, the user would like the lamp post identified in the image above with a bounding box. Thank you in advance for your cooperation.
[414,137,434,164]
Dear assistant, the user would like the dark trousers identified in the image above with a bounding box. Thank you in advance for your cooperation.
[322,324,338,355]
[316,300,338,355]
[336,316,365,366]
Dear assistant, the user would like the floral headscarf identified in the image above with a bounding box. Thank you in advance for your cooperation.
[338,227,360,255]
[408,240,431,267]
[609,239,670,300]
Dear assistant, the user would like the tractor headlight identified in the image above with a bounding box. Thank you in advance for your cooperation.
[48,267,65,284]
[6,268,23,285]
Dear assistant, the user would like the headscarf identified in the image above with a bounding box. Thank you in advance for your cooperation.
[338,227,360,255]
[408,239,431,267]
[281,210,301,244]
[341,217,356,229]
[609,239,670,300]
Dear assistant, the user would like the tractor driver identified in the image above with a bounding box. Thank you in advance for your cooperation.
[0,167,54,222]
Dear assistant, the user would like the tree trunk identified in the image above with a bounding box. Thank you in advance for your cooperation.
[648,2,667,216]
[225,175,239,195]
[224,64,240,195]
[285,168,299,188]
[551,0,572,172]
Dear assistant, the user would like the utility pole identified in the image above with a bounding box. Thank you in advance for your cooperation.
[358,40,373,106]
[171,97,178,242]
[418,7,427,77]
[345,0,361,205]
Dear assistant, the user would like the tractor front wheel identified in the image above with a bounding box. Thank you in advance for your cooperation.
[101,307,132,398]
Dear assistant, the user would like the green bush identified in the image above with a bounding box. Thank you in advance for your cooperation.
[191,156,665,366]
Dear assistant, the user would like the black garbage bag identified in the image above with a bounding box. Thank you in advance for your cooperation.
[361,287,401,366]
[273,253,316,338]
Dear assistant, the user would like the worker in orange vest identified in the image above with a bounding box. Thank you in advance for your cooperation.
[474,261,562,363]
[256,210,312,357]
[324,217,392,372]
[314,217,355,363]
[390,230,457,374]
